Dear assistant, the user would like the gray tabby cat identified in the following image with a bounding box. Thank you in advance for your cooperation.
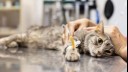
[0,22,114,62]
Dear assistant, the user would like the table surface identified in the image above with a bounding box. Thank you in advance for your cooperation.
[0,48,127,72]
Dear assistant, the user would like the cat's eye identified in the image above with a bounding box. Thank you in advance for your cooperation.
[98,38,103,44]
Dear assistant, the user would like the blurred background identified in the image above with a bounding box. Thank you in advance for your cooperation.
[0,0,127,37]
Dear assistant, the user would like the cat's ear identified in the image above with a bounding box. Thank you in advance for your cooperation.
[95,21,104,34]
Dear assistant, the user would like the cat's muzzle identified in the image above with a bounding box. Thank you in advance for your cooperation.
[103,47,114,56]
[93,47,114,57]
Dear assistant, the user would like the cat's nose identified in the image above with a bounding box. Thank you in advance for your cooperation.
[106,43,113,47]
[106,43,110,46]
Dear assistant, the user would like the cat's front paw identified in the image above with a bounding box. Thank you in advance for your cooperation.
[64,46,80,62]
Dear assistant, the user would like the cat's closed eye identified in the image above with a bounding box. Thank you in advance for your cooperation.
[98,38,103,45]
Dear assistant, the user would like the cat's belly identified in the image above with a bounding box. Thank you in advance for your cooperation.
[27,25,63,50]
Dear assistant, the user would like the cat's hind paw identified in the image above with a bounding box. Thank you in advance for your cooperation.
[64,46,80,62]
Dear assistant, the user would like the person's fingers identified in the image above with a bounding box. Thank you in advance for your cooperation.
[67,22,78,36]
[63,22,76,45]
[83,27,96,31]
[77,19,96,30]
[62,25,69,45]
[77,24,85,31]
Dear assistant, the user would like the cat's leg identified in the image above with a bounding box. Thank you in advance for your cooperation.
[0,36,17,49]
[63,46,80,62]
[0,33,27,49]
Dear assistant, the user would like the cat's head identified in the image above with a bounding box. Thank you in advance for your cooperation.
[85,22,114,57]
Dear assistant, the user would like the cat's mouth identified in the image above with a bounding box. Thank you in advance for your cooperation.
[92,49,113,57]
[104,50,111,54]
[104,48,114,56]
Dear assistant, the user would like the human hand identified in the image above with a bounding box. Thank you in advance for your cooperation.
[62,18,96,45]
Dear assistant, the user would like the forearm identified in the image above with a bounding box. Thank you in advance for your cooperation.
[118,46,127,62]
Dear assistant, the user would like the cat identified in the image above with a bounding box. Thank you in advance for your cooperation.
[63,22,115,61]
[0,22,115,62]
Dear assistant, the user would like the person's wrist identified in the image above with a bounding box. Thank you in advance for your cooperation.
[117,45,127,62]
[116,47,122,56]
[116,45,127,55]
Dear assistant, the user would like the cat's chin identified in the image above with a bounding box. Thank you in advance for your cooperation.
[91,55,103,58]
[90,52,104,58]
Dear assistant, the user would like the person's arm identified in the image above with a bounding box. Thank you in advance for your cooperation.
[104,26,127,62]
[118,46,127,62]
